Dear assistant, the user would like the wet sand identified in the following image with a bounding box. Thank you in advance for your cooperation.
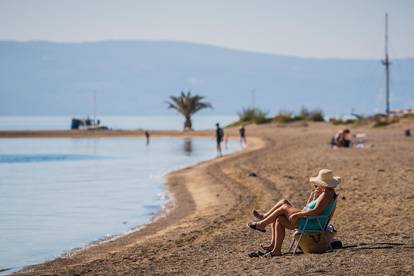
[13,121,414,275]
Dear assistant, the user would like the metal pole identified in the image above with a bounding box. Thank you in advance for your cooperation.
[382,13,391,116]
[93,90,96,121]
[251,89,255,110]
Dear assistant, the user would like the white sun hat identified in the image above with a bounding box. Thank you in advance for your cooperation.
[310,169,342,188]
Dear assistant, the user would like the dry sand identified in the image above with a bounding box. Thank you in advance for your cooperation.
[12,121,414,275]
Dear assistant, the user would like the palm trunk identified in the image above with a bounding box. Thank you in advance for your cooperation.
[184,117,192,131]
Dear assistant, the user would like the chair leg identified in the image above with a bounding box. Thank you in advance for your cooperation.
[288,237,296,254]
[291,240,299,255]
[289,239,298,255]
[292,232,304,255]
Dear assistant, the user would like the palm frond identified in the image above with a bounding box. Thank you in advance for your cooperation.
[166,91,213,126]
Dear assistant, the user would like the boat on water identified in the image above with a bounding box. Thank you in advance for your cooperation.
[71,91,109,130]
[70,117,108,130]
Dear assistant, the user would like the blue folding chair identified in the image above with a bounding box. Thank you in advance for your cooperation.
[288,195,338,255]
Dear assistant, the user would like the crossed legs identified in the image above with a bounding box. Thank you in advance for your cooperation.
[253,199,292,220]
[250,199,299,255]
[252,199,300,230]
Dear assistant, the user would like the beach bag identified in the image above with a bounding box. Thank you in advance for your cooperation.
[293,224,336,253]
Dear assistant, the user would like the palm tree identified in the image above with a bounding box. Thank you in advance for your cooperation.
[166,91,212,131]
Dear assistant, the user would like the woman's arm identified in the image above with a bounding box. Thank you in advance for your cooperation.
[290,190,333,223]
[300,191,331,216]
[305,190,316,205]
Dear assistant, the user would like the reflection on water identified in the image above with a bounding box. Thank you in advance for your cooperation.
[183,138,193,155]
[0,154,103,163]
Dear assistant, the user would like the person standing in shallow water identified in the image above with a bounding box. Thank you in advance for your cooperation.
[145,131,150,145]
[215,123,224,157]
[239,125,247,147]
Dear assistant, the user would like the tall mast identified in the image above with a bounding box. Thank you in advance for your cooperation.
[251,89,255,109]
[382,13,391,115]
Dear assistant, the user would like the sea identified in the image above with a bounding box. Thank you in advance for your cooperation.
[0,115,238,131]
[0,116,240,273]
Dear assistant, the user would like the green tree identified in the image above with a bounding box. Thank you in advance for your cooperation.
[166,91,212,131]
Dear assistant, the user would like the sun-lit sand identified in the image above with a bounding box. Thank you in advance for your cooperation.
[12,120,414,275]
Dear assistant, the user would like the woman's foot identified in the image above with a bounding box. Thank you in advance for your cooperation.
[264,251,282,259]
[252,209,264,220]
[260,243,274,252]
[247,222,266,232]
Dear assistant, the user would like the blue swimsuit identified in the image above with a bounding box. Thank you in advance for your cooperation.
[298,197,335,231]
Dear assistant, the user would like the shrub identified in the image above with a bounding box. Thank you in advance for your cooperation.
[237,107,269,124]
[274,108,324,123]
[308,109,325,122]
[273,111,296,123]
[372,115,399,127]
[373,121,390,127]
[297,107,310,121]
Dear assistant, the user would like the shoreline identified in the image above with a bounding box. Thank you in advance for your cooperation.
[58,136,255,262]
[15,132,264,275]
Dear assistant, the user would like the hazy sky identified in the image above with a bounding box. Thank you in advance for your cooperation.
[0,0,413,58]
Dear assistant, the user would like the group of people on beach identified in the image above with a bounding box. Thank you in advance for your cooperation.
[247,169,341,258]
[215,123,247,157]
[144,123,247,157]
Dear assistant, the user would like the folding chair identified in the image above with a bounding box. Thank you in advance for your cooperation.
[288,195,338,255]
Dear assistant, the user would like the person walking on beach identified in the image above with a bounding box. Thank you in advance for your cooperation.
[239,125,247,147]
[215,123,224,157]
[145,130,150,145]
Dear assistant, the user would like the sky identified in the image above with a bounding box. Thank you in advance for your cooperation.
[0,0,413,59]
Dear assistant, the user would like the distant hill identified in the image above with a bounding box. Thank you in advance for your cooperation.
[0,40,413,116]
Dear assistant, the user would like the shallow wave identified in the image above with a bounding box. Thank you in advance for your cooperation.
[0,154,104,163]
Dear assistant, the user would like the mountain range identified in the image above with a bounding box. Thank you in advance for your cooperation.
[1,40,413,117]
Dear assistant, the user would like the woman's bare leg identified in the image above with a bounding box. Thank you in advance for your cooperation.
[271,216,296,255]
[253,199,292,219]
[261,222,276,251]
[254,205,300,231]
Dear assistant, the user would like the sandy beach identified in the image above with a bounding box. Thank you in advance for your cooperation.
[12,120,414,275]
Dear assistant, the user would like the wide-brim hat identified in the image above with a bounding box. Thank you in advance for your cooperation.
[310,169,341,188]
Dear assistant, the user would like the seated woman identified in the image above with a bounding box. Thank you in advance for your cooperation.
[247,169,341,258]
[331,129,351,148]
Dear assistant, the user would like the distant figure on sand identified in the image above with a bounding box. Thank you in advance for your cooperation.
[331,129,351,148]
[145,131,150,145]
[247,169,341,258]
[405,128,411,137]
[354,133,367,148]
[239,126,247,147]
[216,123,224,157]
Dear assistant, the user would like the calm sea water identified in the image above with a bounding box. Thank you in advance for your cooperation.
[0,115,238,131]
[0,137,240,272]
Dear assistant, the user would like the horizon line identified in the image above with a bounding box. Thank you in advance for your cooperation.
[1,38,414,61]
